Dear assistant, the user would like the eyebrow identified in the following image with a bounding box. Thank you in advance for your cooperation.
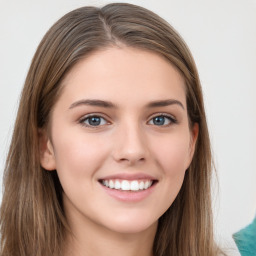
[69,99,184,110]
[146,99,185,109]
[69,99,116,109]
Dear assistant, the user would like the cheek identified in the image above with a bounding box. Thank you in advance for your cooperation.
[51,133,112,209]
[158,143,188,195]
[146,134,191,215]
[52,129,110,180]
[152,133,191,175]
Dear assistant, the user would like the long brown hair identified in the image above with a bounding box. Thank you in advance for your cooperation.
[0,3,224,256]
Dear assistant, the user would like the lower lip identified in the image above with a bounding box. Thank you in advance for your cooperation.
[99,182,157,202]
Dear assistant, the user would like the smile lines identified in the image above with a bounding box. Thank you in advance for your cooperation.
[100,179,154,191]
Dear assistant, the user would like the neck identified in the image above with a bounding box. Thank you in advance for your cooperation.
[63,204,157,256]
[64,220,157,256]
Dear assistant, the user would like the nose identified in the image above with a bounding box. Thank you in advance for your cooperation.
[112,122,148,166]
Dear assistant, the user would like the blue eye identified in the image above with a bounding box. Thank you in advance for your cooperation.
[148,115,176,126]
[81,116,108,127]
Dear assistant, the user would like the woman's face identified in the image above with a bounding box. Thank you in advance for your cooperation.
[40,47,198,235]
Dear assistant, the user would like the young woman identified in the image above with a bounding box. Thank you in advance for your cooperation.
[0,3,228,256]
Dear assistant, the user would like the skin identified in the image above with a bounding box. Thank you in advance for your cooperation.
[40,47,198,256]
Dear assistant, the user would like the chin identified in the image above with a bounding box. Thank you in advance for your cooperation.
[102,212,158,235]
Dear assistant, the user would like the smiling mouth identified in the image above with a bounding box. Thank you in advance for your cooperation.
[99,179,157,191]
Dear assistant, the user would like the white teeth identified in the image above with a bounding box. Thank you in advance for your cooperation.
[145,181,150,189]
[114,180,121,189]
[139,181,144,190]
[109,180,114,189]
[121,180,130,190]
[130,181,139,191]
[101,179,153,191]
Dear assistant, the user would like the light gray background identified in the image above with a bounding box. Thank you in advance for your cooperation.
[0,0,255,243]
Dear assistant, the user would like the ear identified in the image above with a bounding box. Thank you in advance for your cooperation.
[38,129,56,171]
[186,122,199,169]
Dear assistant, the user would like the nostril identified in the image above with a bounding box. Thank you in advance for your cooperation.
[111,131,148,164]
[118,156,145,165]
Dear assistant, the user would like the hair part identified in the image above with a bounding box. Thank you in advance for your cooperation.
[1,3,224,256]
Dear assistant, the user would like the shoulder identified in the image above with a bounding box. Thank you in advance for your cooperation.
[233,216,256,256]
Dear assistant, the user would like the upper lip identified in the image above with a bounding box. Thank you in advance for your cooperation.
[98,173,158,181]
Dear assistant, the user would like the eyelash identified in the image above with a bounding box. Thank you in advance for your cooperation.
[148,113,177,127]
[79,114,109,128]
[79,113,177,128]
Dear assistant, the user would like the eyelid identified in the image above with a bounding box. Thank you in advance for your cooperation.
[77,112,177,128]
[147,113,177,125]
[78,113,111,128]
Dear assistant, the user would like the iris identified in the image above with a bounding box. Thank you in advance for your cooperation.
[153,116,166,126]
[88,116,101,126]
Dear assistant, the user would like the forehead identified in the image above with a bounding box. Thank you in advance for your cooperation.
[59,47,186,108]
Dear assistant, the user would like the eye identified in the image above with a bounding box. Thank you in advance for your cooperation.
[148,114,176,126]
[80,115,108,127]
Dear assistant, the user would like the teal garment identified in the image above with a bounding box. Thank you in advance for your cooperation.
[233,216,256,256]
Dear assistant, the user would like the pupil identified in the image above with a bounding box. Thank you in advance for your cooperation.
[89,117,101,126]
[153,116,165,125]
